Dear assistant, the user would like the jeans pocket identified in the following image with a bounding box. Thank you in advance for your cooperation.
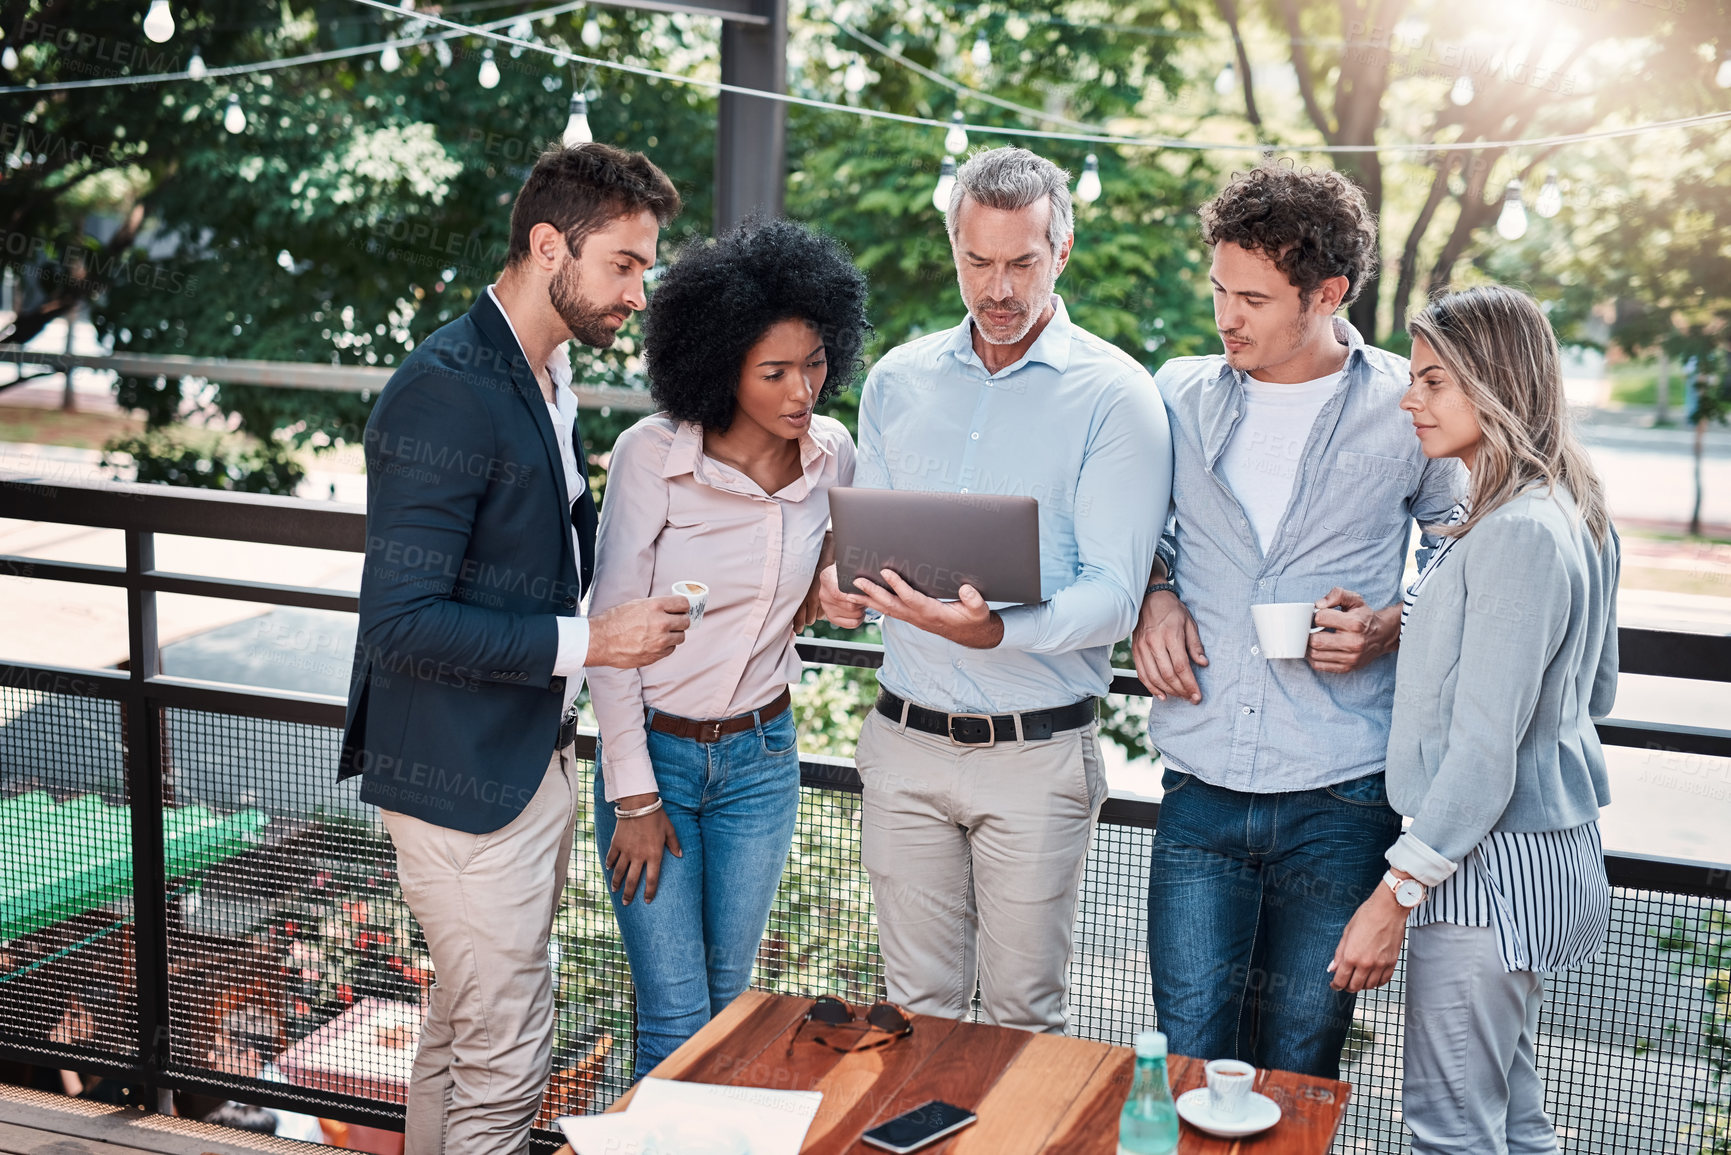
[759,709,799,756]
[1325,770,1391,808]
[1160,767,1194,796]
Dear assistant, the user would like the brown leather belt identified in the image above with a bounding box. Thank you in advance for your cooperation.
[647,686,792,744]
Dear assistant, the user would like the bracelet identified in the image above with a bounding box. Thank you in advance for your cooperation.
[614,797,664,820]
[1144,581,1180,599]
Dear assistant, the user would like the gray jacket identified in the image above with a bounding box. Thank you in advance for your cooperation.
[1384,485,1620,879]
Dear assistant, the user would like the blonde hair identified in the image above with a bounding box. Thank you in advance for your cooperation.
[1410,285,1611,547]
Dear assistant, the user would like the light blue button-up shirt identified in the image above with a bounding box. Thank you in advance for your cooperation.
[1148,317,1467,792]
[855,294,1173,713]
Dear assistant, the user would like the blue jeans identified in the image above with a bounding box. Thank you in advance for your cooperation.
[594,705,801,1078]
[1146,768,1402,1079]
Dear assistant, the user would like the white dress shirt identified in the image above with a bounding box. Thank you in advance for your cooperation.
[486,285,588,713]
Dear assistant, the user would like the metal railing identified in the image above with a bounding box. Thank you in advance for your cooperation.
[2,470,1729,1152]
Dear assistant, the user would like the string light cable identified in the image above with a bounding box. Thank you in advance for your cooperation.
[4,0,1728,157]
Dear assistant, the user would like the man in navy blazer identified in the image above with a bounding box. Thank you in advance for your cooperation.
[339,143,688,1154]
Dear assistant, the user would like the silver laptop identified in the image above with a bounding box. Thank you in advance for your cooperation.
[829,488,1042,605]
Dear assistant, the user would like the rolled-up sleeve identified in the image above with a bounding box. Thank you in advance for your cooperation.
[585,425,668,801]
[998,376,1173,654]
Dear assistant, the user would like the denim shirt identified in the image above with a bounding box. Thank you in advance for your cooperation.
[1148,318,1466,793]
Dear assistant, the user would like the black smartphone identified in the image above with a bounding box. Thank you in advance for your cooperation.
[861,1099,978,1153]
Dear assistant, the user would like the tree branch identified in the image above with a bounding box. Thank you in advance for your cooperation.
[1276,0,1335,143]
[1215,0,1264,132]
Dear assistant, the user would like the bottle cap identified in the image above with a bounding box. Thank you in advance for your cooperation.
[1134,1030,1167,1058]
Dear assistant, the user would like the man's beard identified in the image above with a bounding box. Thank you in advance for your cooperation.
[550,262,628,349]
[961,273,1054,347]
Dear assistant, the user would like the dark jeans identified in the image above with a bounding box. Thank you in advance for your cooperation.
[1146,768,1402,1079]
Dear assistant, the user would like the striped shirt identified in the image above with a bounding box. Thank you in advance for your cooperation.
[1399,503,1612,973]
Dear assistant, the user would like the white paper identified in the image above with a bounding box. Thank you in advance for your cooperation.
[558,1077,822,1155]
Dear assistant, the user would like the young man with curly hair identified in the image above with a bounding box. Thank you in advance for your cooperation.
[819,147,1172,1036]
[585,217,870,1074]
[1132,165,1465,1078]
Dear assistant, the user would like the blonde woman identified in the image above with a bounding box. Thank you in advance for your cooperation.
[1327,285,1619,1154]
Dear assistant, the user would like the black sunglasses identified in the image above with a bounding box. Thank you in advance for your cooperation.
[787,995,913,1057]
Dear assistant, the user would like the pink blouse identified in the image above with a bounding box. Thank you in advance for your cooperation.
[586,413,855,800]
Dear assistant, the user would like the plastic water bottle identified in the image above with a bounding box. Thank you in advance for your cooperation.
[1118,1029,1180,1155]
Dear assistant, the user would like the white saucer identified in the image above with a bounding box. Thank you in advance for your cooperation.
[1175,1088,1282,1137]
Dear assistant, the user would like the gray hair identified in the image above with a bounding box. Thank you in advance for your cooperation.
[946,147,1073,256]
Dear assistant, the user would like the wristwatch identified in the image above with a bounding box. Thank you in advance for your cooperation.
[1383,869,1426,908]
[1144,580,1180,599]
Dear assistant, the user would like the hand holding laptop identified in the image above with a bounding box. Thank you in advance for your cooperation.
[822,564,1004,649]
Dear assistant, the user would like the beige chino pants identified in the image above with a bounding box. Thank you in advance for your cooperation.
[380,749,577,1155]
[855,708,1107,1034]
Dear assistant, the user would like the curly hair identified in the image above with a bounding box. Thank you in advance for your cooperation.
[1199,164,1379,309]
[643,218,870,432]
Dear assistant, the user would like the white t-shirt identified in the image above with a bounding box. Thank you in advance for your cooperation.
[1218,371,1342,554]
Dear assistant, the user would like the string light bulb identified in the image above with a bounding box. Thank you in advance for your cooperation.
[1717,55,1731,88]
[971,35,991,69]
[932,155,957,213]
[944,111,968,156]
[378,43,400,72]
[1,47,15,71]
[1214,63,1235,95]
[1076,154,1102,205]
[187,48,206,79]
[843,60,867,93]
[1496,179,1528,240]
[1533,173,1562,219]
[223,94,246,134]
[478,48,500,89]
[1450,75,1474,105]
[581,17,602,48]
[143,0,175,43]
[563,94,592,145]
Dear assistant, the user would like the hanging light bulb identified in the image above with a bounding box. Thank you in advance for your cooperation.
[932,155,957,213]
[971,35,991,69]
[1450,74,1475,105]
[944,111,968,156]
[1533,173,1562,219]
[1496,179,1528,240]
[186,47,206,79]
[477,48,500,89]
[581,17,602,48]
[1214,63,1236,95]
[143,0,175,43]
[843,60,867,93]
[223,94,246,134]
[1075,154,1102,205]
[1,47,16,71]
[378,43,400,72]
[1717,55,1731,88]
[563,94,592,145]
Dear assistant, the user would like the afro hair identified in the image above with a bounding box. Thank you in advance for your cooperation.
[643,217,870,432]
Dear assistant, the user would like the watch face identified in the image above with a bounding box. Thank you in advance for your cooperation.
[1396,879,1425,907]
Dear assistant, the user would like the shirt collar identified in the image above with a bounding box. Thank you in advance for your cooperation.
[660,417,834,500]
[486,284,574,394]
[946,293,1074,376]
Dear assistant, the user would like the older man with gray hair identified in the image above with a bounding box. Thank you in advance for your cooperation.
[818,147,1173,1033]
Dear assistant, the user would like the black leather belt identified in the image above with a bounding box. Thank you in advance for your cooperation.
[556,710,578,753]
[875,690,1097,746]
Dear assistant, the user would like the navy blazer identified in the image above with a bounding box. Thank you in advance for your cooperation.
[338,293,599,833]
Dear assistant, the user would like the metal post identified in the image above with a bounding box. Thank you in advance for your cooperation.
[124,529,171,1108]
[715,0,787,233]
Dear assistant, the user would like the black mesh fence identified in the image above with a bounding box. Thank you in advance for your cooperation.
[3,692,1728,1153]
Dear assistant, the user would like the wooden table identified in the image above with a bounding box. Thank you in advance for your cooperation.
[556,990,1348,1154]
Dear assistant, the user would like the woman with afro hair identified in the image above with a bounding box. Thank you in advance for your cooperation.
[585,216,869,1075]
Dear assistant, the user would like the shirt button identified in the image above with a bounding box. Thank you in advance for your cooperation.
[1257,579,1266,587]
[1241,706,1253,715]
[970,432,980,440]
[1240,518,1248,527]
[1251,645,1260,656]
[960,488,970,494]
[954,659,965,669]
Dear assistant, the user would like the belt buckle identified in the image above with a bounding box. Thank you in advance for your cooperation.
[700,720,725,743]
[946,712,996,747]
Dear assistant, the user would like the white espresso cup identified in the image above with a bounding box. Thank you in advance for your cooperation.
[671,580,709,627]
[1204,1058,1256,1122]
[1250,601,1324,659]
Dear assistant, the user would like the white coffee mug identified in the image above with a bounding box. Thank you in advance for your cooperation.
[1250,601,1324,659]
[671,580,709,627]
[1204,1057,1256,1122]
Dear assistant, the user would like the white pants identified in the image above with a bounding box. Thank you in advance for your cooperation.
[855,709,1106,1034]
[1403,921,1557,1155]
[380,750,576,1155]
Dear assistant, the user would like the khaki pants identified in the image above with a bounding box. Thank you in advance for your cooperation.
[380,749,576,1155]
[855,708,1106,1034]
